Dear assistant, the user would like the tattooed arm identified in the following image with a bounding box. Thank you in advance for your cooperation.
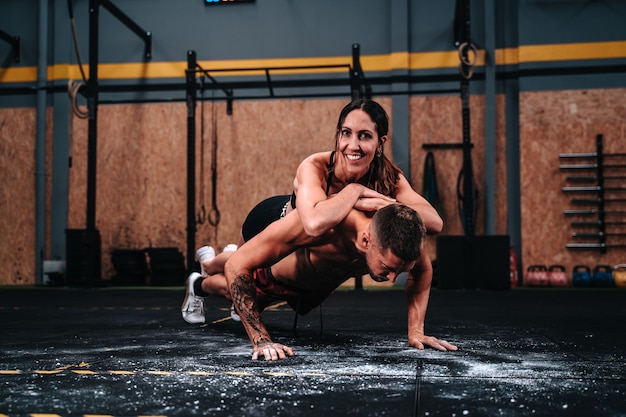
[224,210,314,361]
[227,270,293,360]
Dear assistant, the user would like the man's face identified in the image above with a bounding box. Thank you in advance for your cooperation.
[365,238,416,283]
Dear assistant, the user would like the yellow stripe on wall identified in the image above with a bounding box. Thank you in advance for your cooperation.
[0,66,38,83]
[0,40,624,84]
[369,50,478,71]
[495,47,519,66]
[519,40,626,63]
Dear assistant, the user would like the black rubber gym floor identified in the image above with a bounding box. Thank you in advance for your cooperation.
[1,286,625,416]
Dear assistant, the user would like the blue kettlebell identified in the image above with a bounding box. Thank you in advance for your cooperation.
[572,265,591,287]
[592,265,614,288]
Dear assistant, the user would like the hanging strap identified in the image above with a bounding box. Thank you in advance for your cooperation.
[454,0,477,237]
[196,83,207,225]
[208,100,221,226]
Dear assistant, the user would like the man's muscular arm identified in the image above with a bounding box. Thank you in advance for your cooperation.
[229,271,294,360]
[224,210,313,361]
[229,272,272,346]
[406,251,458,352]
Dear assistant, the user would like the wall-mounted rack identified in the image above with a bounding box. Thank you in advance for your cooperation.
[560,134,626,253]
[0,28,21,63]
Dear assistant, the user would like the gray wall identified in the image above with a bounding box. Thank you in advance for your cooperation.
[1,0,625,104]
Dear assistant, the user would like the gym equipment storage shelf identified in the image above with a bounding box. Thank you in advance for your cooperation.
[559,134,626,253]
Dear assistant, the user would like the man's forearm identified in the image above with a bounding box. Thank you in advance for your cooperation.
[229,272,273,347]
[405,253,433,339]
[406,266,458,352]
[406,276,429,336]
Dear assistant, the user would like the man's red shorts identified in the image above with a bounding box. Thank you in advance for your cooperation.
[253,267,332,315]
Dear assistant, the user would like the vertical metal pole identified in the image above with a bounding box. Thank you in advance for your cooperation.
[456,0,476,237]
[350,44,362,100]
[350,43,364,290]
[35,0,49,285]
[484,0,496,235]
[503,0,522,281]
[506,82,521,281]
[87,0,99,232]
[51,0,76,279]
[390,0,411,179]
[82,0,101,285]
[186,50,198,274]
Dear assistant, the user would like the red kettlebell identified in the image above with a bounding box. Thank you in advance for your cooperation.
[525,265,548,287]
[548,265,568,287]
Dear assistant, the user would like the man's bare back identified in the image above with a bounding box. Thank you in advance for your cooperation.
[240,208,371,293]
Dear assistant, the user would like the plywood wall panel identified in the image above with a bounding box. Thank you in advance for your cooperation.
[409,94,509,261]
[68,115,88,230]
[195,98,355,254]
[67,98,370,280]
[71,103,190,279]
[519,88,626,278]
[0,108,36,285]
[494,94,509,236]
[5,89,623,286]
[409,95,460,261]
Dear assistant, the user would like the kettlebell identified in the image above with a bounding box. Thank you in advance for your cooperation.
[548,265,568,287]
[572,265,591,287]
[613,264,626,288]
[592,265,614,288]
[525,265,548,287]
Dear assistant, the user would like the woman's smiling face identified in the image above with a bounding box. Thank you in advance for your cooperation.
[336,109,385,181]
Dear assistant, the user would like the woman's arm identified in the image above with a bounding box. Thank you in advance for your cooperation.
[293,153,394,237]
[295,154,442,235]
[393,174,443,234]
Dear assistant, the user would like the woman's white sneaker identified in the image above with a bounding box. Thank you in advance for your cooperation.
[230,305,241,322]
[181,272,206,324]
[223,244,238,252]
[196,246,215,277]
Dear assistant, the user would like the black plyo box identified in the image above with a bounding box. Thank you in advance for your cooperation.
[436,235,510,290]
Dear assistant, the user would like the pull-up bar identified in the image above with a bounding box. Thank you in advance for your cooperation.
[187,43,368,115]
[184,44,368,273]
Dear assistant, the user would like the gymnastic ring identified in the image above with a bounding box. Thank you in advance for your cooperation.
[457,42,477,67]
[208,207,221,226]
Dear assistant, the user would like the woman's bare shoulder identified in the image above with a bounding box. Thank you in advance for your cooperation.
[297,151,333,177]
[300,151,332,165]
